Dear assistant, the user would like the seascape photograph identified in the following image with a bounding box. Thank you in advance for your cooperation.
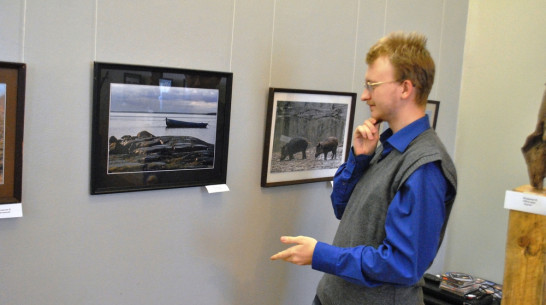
[107,83,219,174]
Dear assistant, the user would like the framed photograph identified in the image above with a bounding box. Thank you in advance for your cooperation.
[0,62,26,203]
[426,100,440,129]
[92,62,233,194]
[261,88,356,187]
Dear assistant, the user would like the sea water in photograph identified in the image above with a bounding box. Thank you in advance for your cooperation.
[107,83,218,174]
[0,84,5,184]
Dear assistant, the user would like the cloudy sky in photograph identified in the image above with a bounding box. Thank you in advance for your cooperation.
[109,83,218,114]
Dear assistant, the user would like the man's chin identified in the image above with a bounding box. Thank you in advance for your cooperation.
[370,114,382,123]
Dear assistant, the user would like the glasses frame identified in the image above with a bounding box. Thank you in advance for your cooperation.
[364,80,400,93]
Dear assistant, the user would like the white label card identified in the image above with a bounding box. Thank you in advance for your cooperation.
[504,190,546,216]
[0,203,23,219]
[205,184,230,193]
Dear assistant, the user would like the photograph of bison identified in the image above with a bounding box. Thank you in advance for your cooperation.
[269,101,348,173]
[261,88,356,187]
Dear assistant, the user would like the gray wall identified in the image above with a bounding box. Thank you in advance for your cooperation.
[446,0,546,283]
[0,1,467,304]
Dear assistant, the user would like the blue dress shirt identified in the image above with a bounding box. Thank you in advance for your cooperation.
[312,116,454,287]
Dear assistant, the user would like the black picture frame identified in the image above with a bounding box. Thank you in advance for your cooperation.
[426,100,440,129]
[261,88,356,187]
[0,61,26,203]
[91,62,233,194]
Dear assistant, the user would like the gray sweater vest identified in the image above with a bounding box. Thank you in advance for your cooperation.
[316,129,457,305]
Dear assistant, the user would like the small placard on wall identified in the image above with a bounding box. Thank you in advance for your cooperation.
[0,203,23,219]
[205,184,230,194]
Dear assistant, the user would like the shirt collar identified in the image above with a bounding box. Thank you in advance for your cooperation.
[380,115,431,154]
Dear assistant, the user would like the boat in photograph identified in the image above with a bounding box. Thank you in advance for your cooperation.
[165,118,208,128]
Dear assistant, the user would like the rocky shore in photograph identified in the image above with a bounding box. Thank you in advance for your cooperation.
[108,130,214,172]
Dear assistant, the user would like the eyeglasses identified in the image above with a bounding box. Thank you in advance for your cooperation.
[364,80,399,93]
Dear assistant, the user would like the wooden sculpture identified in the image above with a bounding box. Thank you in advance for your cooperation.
[522,84,546,189]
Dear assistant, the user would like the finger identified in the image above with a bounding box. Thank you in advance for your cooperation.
[368,117,381,126]
[279,236,299,245]
[354,125,367,139]
[363,120,378,134]
[270,249,291,261]
[364,119,381,137]
[270,251,284,260]
[356,124,374,140]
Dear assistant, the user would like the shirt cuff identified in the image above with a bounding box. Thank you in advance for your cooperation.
[350,147,374,165]
[312,241,342,275]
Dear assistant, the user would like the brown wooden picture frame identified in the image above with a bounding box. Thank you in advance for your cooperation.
[261,88,356,187]
[0,61,26,203]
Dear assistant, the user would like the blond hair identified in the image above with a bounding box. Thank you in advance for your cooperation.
[366,32,435,106]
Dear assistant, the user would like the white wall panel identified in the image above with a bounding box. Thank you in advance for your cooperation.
[3,1,97,304]
[270,0,359,91]
[0,0,25,62]
[96,0,235,71]
[434,0,468,155]
[448,0,546,283]
[352,0,388,136]
[386,0,444,100]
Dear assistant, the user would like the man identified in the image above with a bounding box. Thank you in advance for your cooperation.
[270,31,457,305]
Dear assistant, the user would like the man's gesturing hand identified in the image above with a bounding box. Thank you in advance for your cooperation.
[353,118,381,156]
[270,236,318,266]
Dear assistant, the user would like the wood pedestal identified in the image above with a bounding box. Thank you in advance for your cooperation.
[502,185,545,305]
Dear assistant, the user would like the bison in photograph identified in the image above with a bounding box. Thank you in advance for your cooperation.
[315,137,339,160]
[280,137,308,161]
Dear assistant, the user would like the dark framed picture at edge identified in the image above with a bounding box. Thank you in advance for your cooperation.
[0,62,26,203]
[91,62,233,194]
[261,88,356,187]
[426,100,440,129]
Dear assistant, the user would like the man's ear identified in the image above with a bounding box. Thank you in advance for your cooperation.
[400,79,415,99]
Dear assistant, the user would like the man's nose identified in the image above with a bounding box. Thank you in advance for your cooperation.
[361,89,371,101]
